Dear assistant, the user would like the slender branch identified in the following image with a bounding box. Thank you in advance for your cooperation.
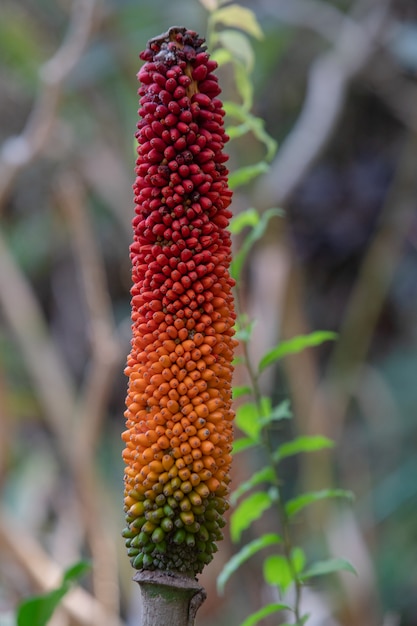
[255,2,390,208]
[0,229,76,453]
[0,511,125,626]
[0,367,12,490]
[54,171,123,451]
[258,0,360,46]
[0,0,97,210]
[54,171,124,615]
[324,112,417,436]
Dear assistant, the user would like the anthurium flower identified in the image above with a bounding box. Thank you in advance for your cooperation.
[122,27,236,576]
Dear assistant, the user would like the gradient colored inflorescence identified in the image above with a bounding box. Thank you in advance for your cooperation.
[122,27,237,576]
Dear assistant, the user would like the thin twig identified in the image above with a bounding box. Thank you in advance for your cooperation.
[53,171,124,615]
[54,171,123,451]
[256,2,391,208]
[0,0,97,209]
[0,229,76,453]
[0,511,125,626]
[258,0,360,45]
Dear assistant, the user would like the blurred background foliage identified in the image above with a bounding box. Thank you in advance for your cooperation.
[1,0,417,625]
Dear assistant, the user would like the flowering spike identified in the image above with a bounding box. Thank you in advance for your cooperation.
[122,27,237,577]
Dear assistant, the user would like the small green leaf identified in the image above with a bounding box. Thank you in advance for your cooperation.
[263,555,292,591]
[274,435,334,463]
[229,208,260,235]
[217,533,282,594]
[17,589,68,626]
[211,47,232,66]
[234,62,253,109]
[301,558,357,581]
[232,437,258,454]
[263,548,305,592]
[230,466,275,506]
[216,29,255,71]
[226,122,251,140]
[235,318,256,343]
[240,603,291,626]
[291,547,306,575]
[212,5,264,40]
[231,207,282,281]
[286,489,354,517]
[235,402,261,441]
[62,560,91,584]
[17,560,91,626]
[259,331,338,373]
[224,102,278,160]
[231,491,276,542]
[229,162,270,189]
[232,385,252,399]
[259,399,292,429]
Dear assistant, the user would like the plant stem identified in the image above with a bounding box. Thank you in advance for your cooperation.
[238,300,302,623]
[134,571,206,626]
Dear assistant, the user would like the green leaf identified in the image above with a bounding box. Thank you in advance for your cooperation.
[258,331,338,373]
[259,399,292,429]
[229,208,260,235]
[234,62,253,109]
[291,547,306,575]
[17,589,68,626]
[301,557,357,581]
[230,466,275,506]
[224,102,278,160]
[232,385,252,399]
[231,207,282,281]
[226,122,251,140]
[62,560,90,584]
[212,5,264,40]
[217,533,282,595]
[232,437,258,454]
[17,561,91,626]
[211,47,232,66]
[263,548,305,592]
[240,603,291,626]
[235,402,261,441]
[231,490,276,542]
[263,555,292,591]
[216,30,255,71]
[229,162,270,189]
[235,318,256,343]
[274,435,334,463]
[286,489,354,518]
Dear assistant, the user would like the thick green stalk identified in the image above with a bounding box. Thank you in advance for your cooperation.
[134,571,206,626]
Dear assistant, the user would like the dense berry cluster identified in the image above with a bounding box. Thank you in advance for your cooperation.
[122,27,237,576]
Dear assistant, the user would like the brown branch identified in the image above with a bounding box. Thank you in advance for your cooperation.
[53,171,125,615]
[0,511,125,626]
[54,171,123,451]
[255,2,391,208]
[0,367,12,489]
[0,229,76,453]
[322,120,417,435]
[0,0,97,210]
[258,0,360,45]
